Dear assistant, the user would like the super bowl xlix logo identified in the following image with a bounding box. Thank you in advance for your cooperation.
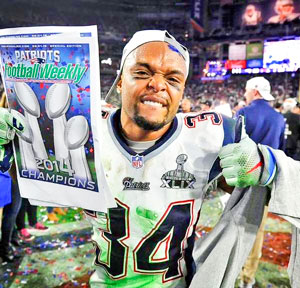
[161,154,196,189]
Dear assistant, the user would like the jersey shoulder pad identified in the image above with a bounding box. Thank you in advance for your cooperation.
[182,111,223,128]
[221,114,236,146]
[180,111,236,145]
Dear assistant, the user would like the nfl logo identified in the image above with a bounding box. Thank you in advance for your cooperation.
[131,154,144,169]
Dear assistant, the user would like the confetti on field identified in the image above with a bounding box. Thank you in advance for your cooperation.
[0,196,293,288]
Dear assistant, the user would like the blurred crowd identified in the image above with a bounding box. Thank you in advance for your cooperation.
[181,73,297,115]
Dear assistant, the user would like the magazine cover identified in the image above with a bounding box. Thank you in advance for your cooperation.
[0,26,115,211]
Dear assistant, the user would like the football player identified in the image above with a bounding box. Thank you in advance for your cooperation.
[0,30,281,287]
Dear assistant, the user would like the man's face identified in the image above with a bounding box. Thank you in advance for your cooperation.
[201,103,211,111]
[281,4,294,16]
[118,41,187,131]
[181,98,191,113]
[246,6,255,17]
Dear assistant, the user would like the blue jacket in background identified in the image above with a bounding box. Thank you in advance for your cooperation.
[0,170,11,207]
[236,99,285,150]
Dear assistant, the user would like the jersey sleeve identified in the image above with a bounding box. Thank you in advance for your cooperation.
[221,114,236,146]
[0,143,14,173]
[208,115,236,183]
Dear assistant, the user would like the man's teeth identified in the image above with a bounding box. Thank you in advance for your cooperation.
[143,101,163,108]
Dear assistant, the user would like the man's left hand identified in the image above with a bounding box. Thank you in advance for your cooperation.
[218,116,276,188]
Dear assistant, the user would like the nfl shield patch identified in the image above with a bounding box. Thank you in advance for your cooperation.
[131,154,144,169]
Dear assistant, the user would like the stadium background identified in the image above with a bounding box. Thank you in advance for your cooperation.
[0,0,298,287]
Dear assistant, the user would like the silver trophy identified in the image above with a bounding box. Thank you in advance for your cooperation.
[65,115,91,181]
[45,83,71,161]
[14,82,48,160]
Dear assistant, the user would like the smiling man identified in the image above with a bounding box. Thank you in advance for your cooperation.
[118,40,187,139]
[85,30,240,287]
[268,0,300,23]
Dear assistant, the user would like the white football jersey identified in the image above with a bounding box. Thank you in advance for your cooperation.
[85,109,236,288]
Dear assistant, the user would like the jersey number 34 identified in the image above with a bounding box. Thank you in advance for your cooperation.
[93,199,195,283]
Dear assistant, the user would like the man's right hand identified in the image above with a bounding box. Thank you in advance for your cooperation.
[0,107,25,145]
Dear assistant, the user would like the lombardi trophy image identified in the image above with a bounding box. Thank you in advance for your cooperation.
[65,115,91,181]
[45,83,71,162]
[14,82,48,160]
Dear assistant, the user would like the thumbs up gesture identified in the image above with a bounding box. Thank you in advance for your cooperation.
[218,116,276,187]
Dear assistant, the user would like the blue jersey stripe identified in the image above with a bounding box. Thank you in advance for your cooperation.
[110,109,178,156]
[0,144,13,173]
[222,115,236,147]
[263,147,277,185]
[208,115,236,182]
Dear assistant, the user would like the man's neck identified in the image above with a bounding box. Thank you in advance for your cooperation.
[120,111,172,142]
[249,97,263,105]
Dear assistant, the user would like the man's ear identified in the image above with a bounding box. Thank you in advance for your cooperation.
[117,78,122,94]
[254,89,260,98]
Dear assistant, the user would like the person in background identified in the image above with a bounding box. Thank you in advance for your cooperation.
[0,89,11,233]
[236,77,286,288]
[0,89,47,244]
[282,98,300,160]
[0,164,24,263]
[242,4,262,26]
[293,101,300,115]
[180,98,192,113]
[214,98,233,118]
[273,100,283,113]
[268,0,300,24]
[15,199,48,242]
[0,92,23,263]
[0,171,11,230]
[232,100,246,116]
[200,99,212,112]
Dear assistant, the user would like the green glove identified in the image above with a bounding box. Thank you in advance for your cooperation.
[0,108,26,171]
[0,107,25,145]
[219,116,277,188]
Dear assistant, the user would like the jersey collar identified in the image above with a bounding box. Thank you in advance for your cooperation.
[108,109,182,161]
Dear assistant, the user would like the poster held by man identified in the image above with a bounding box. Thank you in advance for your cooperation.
[0,26,115,212]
